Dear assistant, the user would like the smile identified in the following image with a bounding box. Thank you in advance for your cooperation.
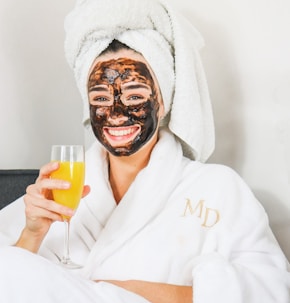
[103,126,141,146]
[108,128,135,136]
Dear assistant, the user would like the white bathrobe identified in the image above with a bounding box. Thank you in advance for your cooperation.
[0,128,289,302]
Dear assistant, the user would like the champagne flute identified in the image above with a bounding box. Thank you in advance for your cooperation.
[50,145,85,269]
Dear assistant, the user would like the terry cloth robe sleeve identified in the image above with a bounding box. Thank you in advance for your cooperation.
[0,196,26,247]
[191,166,290,303]
[0,247,151,303]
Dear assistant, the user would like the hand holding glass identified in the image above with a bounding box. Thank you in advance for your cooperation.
[50,145,85,269]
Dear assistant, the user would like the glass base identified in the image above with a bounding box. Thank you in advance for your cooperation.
[60,257,82,269]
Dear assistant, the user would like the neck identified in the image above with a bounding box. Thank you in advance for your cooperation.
[108,134,158,204]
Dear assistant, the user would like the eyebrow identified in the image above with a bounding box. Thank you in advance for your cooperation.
[121,83,151,91]
[89,86,110,93]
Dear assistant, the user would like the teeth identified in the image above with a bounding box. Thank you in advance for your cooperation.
[108,128,135,137]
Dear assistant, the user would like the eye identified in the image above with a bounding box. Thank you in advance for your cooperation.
[121,94,147,106]
[121,83,152,105]
[89,92,113,105]
[94,96,109,102]
[128,95,145,101]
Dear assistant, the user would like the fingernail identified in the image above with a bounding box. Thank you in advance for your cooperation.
[51,161,59,169]
[68,209,75,216]
[62,182,71,189]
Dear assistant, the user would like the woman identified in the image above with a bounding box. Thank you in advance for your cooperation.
[0,0,289,302]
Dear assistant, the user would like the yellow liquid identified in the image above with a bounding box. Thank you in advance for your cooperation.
[51,161,85,215]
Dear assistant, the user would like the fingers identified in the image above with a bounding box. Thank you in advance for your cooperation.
[24,194,75,221]
[27,178,70,200]
[22,161,76,235]
[29,161,71,200]
[24,161,90,227]
[24,197,62,224]
[36,161,59,182]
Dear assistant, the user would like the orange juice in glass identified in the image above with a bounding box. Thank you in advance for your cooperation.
[50,145,85,269]
[51,161,85,214]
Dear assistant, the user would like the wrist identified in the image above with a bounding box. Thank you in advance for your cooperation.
[15,227,46,253]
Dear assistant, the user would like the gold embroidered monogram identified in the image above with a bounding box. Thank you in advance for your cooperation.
[182,199,220,228]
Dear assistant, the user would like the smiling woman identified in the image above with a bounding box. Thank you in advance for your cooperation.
[0,0,289,302]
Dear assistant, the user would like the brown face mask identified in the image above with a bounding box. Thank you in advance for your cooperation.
[88,57,160,156]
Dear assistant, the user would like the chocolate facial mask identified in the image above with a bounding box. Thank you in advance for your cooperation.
[88,58,160,156]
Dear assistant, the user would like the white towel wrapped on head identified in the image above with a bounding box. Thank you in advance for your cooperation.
[64,0,215,162]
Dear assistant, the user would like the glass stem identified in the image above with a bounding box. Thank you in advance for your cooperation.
[62,219,71,264]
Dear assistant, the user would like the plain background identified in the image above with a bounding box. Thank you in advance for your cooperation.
[0,0,289,259]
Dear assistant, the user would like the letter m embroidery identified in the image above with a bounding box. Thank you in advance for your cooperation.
[182,199,220,228]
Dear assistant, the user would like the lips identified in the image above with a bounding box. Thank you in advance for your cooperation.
[103,125,141,146]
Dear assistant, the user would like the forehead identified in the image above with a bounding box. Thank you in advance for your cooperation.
[89,49,157,83]
[92,48,148,69]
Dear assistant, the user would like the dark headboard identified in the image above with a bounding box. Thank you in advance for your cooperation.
[0,170,39,210]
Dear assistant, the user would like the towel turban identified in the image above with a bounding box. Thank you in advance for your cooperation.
[64,0,215,162]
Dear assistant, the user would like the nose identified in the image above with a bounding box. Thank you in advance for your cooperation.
[107,98,128,126]
[107,114,128,125]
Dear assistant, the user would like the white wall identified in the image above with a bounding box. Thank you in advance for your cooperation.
[0,0,289,259]
[0,0,83,168]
